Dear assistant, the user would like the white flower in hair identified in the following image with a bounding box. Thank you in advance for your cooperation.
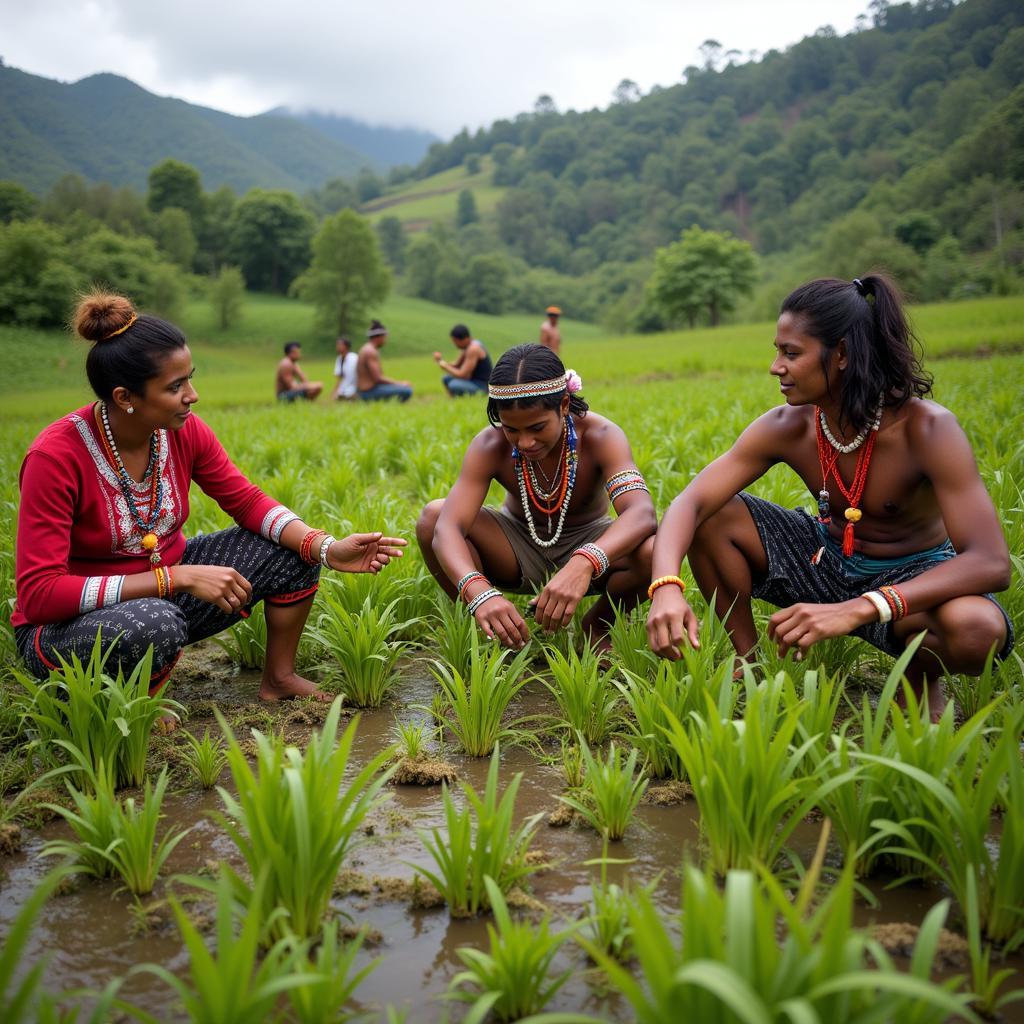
[565,369,583,393]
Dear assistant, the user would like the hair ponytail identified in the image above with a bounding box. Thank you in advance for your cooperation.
[780,273,932,434]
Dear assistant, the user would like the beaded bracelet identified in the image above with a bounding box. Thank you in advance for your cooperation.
[861,590,892,623]
[299,529,327,565]
[319,535,336,568]
[647,575,686,600]
[572,542,610,577]
[457,570,487,598]
[165,566,175,598]
[879,585,908,621]
[153,565,173,600]
[467,587,502,616]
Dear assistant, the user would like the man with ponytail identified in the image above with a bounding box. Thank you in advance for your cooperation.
[13,293,405,720]
[647,274,1013,716]
[417,343,656,650]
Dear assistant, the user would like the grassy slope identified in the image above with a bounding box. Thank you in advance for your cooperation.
[360,157,506,228]
[2,292,1022,429]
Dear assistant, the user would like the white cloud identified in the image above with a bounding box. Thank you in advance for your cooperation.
[0,0,871,135]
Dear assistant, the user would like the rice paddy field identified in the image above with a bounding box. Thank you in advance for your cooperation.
[0,292,1022,1022]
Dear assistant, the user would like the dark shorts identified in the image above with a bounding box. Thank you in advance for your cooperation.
[738,493,1015,660]
[278,387,312,402]
[15,527,320,688]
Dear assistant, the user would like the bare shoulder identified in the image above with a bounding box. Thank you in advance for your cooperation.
[900,397,962,442]
[464,424,508,469]
[578,411,628,447]
[743,403,811,446]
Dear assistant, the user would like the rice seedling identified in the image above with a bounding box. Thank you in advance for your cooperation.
[607,602,657,678]
[542,644,620,745]
[616,657,736,780]
[429,589,478,677]
[580,825,981,1023]
[868,706,1024,947]
[392,718,430,761]
[429,633,534,757]
[416,747,543,916]
[662,673,849,874]
[130,866,320,1024]
[558,740,647,841]
[16,636,183,790]
[43,765,190,895]
[286,921,380,1024]
[447,876,577,1023]
[215,698,394,941]
[946,647,1021,724]
[560,737,586,790]
[963,865,1024,1018]
[310,594,415,708]
[178,728,228,789]
[212,609,267,669]
[579,841,655,964]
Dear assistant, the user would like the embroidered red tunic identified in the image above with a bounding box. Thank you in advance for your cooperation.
[13,405,289,628]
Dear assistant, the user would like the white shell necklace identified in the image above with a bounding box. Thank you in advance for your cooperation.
[818,394,884,454]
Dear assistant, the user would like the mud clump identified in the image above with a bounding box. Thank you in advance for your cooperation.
[872,922,970,970]
[334,869,446,911]
[0,822,23,856]
[644,780,693,806]
[547,802,577,827]
[392,757,458,786]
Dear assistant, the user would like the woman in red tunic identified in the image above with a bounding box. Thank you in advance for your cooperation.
[14,292,405,704]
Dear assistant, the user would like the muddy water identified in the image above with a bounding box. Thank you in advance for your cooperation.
[2,648,1022,1022]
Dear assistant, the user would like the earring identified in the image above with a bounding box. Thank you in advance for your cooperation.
[127,405,135,414]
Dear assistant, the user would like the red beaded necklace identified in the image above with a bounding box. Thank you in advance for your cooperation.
[815,410,878,557]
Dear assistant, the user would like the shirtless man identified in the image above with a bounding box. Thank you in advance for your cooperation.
[646,274,1013,716]
[417,343,656,650]
[275,342,323,402]
[357,320,413,403]
[540,306,561,353]
[433,324,493,397]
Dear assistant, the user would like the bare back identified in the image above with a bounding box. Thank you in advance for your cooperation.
[357,343,381,391]
[540,320,561,353]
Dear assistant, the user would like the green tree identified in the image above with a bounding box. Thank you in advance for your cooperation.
[228,189,314,293]
[147,159,203,224]
[376,216,407,272]
[456,189,479,227]
[649,227,758,327]
[0,219,80,326]
[463,253,510,313]
[464,153,482,175]
[0,181,38,224]
[894,210,941,254]
[196,186,236,275]
[356,169,383,203]
[291,209,390,336]
[154,207,197,270]
[209,265,246,329]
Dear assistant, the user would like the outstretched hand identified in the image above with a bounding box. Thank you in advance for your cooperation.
[326,532,407,574]
[767,598,871,660]
[646,587,701,660]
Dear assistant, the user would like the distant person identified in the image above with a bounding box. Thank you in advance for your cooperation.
[276,342,323,402]
[433,324,493,397]
[646,274,1013,719]
[357,320,413,403]
[540,306,561,354]
[13,291,406,717]
[332,336,358,401]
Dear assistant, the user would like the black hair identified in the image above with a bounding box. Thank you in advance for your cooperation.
[780,273,932,435]
[76,292,187,402]
[450,324,470,340]
[486,343,589,427]
[284,341,301,354]
[336,336,351,349]
[368,319,387,336]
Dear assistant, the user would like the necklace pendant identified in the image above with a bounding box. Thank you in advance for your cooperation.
[149,551,161,565]
[817,489,831,522]
[547,513,552,535]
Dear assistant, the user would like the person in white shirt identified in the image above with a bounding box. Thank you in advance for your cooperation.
[332,337,358,400]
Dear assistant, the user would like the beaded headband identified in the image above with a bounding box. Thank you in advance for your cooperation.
[102,314,137,340]
[488,369,582,400]
[367,326,387,338]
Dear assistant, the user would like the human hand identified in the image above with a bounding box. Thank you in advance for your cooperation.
[474,594,529,649]
[174,564,253,614]
[767,598,874,660]
[647,586,700,660]
[530,560,592,632]
[327,532,407,574]
[433,352,443,362]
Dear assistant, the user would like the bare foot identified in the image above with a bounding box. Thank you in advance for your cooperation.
[259,673,333,703]
[156,713,180,735]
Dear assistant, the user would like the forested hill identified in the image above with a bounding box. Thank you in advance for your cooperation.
[401,0,1023,313]
[0,66,380,194]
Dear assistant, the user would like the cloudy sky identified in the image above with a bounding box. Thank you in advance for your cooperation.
[3,0,872,137]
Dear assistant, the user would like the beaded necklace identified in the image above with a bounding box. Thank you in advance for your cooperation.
[817,396,883,454]
[514,414,578,547]
[525,421,567,500]
[814,408,880,557]
[95,401,165,564]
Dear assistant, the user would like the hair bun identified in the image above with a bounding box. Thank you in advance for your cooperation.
[74,291,137,343]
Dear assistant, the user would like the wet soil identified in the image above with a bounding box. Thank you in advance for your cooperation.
[2,642,1022,1022]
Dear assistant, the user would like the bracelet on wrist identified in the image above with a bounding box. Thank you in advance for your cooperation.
[467,587,502,616]
[861,590,891,623]
[319,534,336,568]
[647,575,686,601]
[300,529,327,565]
[879,585,907,621]
[572,542,610,578]
[457,570,488,599]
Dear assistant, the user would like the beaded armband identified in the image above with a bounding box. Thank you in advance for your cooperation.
[572,542,610,578]
[605,469,649,503]
[647,575,686,601]
[261,505,300,544]
[80,574,127,613]
[457,571,488,599]
[467,587,502,616]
